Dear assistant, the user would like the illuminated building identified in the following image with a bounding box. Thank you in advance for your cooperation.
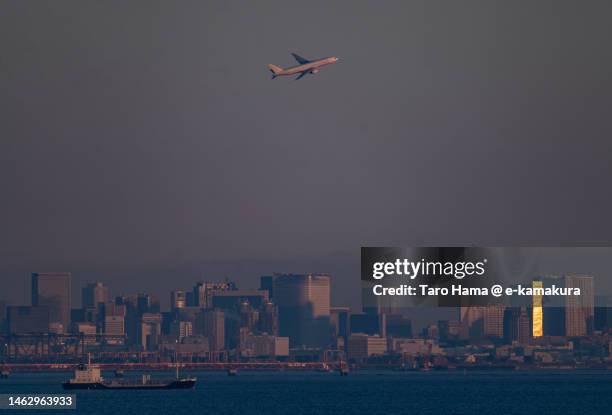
[532,280,543,337]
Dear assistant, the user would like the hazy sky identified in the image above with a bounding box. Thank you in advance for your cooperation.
[1,1,611,309]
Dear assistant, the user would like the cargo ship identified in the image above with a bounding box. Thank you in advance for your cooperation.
[62,356,196,390]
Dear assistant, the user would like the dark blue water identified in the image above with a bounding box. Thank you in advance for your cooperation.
[2,370,612,414]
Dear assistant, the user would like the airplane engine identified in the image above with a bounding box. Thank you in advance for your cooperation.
[310,69,319,74]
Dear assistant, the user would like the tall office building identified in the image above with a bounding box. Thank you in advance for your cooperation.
[102,302,126,318]
[32,272,71,330]
[484,304,505,338]
[538,276,566,336]
[259,300,279,336]
[170,320,193,339]
[460,306,485,338]
[193,282,207,308]
[137,294,160,314]
[260,275,275,300]
[81,282,109,309]
[565,275,594,336]
[238,301,258,332]
[104,315,125,336]
[139,313,162,350]
[532,280,543,337]
[210,289,269,310]
[115,295,139,345]
[330,307,351,339]
[170,290,186,310]
[192,281,236,308]
[273,273,331,347]
[517,308,531,344]
[199,309,225,351]
[503,307,531,344]
[594,295,612,331]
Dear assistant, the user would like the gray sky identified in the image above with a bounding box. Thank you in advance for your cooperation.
[1,1,611,309]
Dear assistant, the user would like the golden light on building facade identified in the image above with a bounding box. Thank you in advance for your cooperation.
[532,280,543,337]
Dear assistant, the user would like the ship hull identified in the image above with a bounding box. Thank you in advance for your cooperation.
[62,379,196,390]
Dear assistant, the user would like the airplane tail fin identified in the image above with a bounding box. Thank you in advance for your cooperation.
[268,64,283,79]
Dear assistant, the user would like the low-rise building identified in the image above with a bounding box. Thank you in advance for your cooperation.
[243,334,289,357]
[347,334,387,361]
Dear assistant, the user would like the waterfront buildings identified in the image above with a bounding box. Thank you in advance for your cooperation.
[347,334,387,361]
[243,334,289,357]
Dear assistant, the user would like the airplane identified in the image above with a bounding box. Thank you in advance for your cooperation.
[268,53,339,80]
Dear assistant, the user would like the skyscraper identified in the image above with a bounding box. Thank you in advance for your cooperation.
[170,290,186,310]
[104,315,125,336]
[259,300,279,336]
[273,273,331,347]
[82,282,109,309]
[565,275,594,336]
[594,295,612,331]
[484,304,505,338]
[532,280,543,337]
[31,272,71,331]
[330,307,351,340]
[200,309,225,351]
[137,293,160,314]
[210,289,268,310]
[260,275,275,300]
[460,306,485,338]
[170,320,193,339]
[192,281,236,308]
[139,312,162,350]
[538,276,566,336]
[504,306,531,344]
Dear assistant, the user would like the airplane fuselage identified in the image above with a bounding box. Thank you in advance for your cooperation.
[276,57,338,76]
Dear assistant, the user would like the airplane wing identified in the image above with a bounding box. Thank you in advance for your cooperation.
[295,71,309,80]
[291,53,310,64]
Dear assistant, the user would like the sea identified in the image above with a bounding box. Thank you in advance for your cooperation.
[2,370,612,414]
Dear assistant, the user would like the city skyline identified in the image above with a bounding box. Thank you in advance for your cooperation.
[2,269,609,371]
[2,270,603,336]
